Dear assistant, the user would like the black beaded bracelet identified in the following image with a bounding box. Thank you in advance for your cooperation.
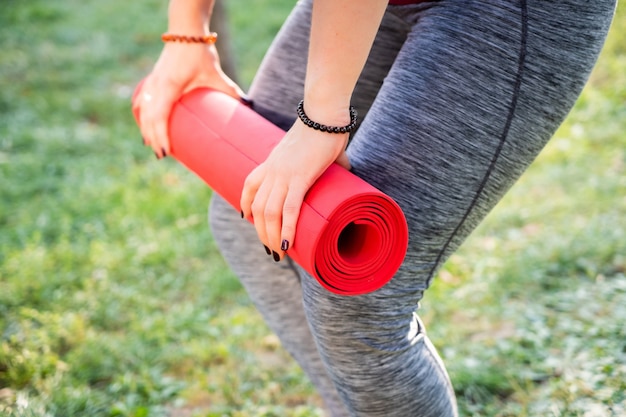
[296,100,357,134]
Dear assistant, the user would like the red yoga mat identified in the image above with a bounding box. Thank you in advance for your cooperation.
[133,84,408,295]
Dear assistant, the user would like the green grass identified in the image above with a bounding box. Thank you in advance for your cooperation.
[0,0,624,416]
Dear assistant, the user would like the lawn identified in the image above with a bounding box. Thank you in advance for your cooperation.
[0,0,624,416]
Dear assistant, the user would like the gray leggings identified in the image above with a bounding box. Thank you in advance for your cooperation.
[209,0,616,415]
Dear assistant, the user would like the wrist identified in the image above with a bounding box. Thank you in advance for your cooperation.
[301,97,353,129]
[166,22,209,36]
[297,100,357,134]
[304,75,354,120]
[167,0,212,34]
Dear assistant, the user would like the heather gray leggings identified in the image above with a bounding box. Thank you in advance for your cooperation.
[209,0,615,415]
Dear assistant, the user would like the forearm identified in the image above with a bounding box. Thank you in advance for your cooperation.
[167,0,215,34]
[304,0,387,125]
[137,0,243,159]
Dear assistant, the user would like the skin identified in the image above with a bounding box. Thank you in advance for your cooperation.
[133,0,387,260]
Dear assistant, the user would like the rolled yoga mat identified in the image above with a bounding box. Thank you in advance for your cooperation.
[133,85,408,295]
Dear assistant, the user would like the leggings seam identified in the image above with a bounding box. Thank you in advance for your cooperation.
[426,0,529,285]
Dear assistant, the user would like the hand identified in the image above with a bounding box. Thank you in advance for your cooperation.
[240,120,351,260]
[132,42,244,158]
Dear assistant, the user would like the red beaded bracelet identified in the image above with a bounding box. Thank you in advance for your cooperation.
[161,32,218,44]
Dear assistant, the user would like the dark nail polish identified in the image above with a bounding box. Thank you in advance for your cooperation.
[281,239,289,251]
[161,147,167,157]
[154,151,160,159]
[263,245,271,255]
[272,251,280,262]
[240,95,254,107]
[240,210,244,219]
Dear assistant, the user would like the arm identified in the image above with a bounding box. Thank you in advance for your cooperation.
[133,0,244,158]
[167,0,213,34]
[304,0,388,129]
[240,0,388,259]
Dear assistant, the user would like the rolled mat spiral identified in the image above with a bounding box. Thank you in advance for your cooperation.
[132,84,408,295]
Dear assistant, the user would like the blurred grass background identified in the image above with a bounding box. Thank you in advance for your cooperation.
[0,0,624,416]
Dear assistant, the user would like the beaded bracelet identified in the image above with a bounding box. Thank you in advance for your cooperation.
[161,32,218,44]
[296,100,357,134]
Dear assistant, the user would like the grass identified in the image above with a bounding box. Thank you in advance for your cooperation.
[0,0,624,416]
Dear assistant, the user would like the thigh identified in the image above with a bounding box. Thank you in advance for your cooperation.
[301,0,616,375]
[343,0,617,301]
[297,2,615,414]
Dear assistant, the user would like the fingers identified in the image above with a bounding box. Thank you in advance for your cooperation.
[266,180,309,260]
[240,168,307,261]
[136,78,182,159]
[249,180,273,252]
[240,165,264,222]
[216,75,247,101]
[280,181,308,256]
[137,78,243,159]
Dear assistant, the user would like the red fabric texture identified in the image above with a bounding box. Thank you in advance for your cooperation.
[133,84,408,295]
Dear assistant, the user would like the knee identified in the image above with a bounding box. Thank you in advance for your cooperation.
[302,279,424,354]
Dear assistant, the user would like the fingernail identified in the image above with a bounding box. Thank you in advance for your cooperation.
[240,210,244,219]
[142,137,147,145]
[272,251,280,262]
[161,147,167,157]
[240,95,254,107]
[154,151,161,159]
[281,239,289,251]
[263,245,271,255]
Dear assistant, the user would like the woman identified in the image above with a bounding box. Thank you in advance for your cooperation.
[134,0,616,415]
